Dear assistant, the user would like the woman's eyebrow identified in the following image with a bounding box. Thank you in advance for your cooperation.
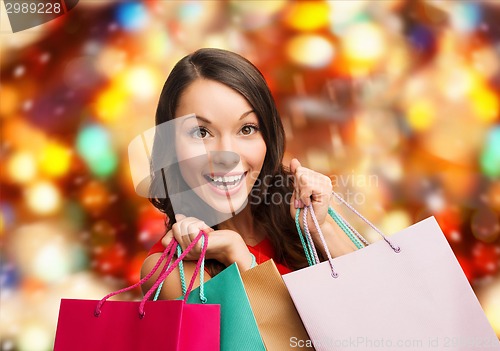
[239,110,255,120]
[185,110,255,125]
[178,114,212,127]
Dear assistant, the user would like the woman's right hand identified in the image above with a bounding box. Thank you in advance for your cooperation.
[161,214,214,261]
[162,214,252,269]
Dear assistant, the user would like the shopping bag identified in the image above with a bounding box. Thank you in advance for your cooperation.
[283,196,500,351]
[54,231,220,351]
[174,262,266,350]
[241,259,314,350]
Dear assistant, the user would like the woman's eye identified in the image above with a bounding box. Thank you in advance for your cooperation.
[240,124,258,136]
[190,127,210,139]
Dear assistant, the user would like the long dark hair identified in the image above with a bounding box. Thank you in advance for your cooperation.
[149,48,308,274]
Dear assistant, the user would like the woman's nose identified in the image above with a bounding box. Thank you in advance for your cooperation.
[209,150,240,168]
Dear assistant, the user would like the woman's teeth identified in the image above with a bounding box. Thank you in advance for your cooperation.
[208,174,244,189]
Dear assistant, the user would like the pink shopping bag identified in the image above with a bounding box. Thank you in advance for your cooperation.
[54,231,220,351]
[283,196,500,351]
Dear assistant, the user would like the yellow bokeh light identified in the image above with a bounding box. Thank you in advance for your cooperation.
[144,29,172,60]
[406,99,435,131]
[94,84,128,123]
[480,278,500,336]
[120,66,161,100]
[25,181,61,215]
[39,141,72,178]
[7,150,37,184]
[17,322,52,351]
[286,34,335,68]
[469,85,498,123]
[284,1,330,31]
[380,209,412,235]
[342,22,386,74]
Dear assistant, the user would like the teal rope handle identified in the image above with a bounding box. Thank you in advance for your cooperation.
[295,208,315,266]
[328,207,365,249]
[153,237,207,303]
[176,236,207,303]
[295,205,368,267]
[153,244,185,301]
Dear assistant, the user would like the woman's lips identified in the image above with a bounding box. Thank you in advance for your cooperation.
[203,171,247,196]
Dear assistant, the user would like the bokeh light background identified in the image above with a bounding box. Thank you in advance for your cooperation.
[1,0,500,349]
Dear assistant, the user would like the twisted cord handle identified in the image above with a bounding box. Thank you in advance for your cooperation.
[295,208,315,266]
[140,231,208,316]
[305,205,339,278]
[302,207,321,265]
[331,191,400,253]
[327,207,366,249]
[94,237,177,317]
[153,243,205,302]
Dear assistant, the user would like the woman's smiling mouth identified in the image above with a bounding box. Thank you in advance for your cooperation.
[203,172,247,193]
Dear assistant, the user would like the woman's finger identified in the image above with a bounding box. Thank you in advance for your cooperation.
[161,230,174,247]
[174,213,186,223]
[290,158,305,208]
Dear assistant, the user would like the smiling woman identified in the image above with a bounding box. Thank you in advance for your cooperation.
[141,48,358,300]
[174,79,266,216]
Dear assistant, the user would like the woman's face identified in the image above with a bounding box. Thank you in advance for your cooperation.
[174,78,267,214]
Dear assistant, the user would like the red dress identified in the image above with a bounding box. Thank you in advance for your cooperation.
[147,237,292,275]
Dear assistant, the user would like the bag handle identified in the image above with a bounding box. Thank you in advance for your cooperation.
[153,240,208,303]
[295,208,317,266]
[295,204,368,267]
[327,206,368,249]
[140,231,208,315]
[330,191,400,253]
[94,230,208,318]
[94,237,177,317]
[304,197,400,277]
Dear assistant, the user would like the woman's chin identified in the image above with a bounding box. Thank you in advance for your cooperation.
[194,183,249,215]
[206,197,247,215]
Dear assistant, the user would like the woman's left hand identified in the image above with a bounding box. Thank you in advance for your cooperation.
[289,158,332,234]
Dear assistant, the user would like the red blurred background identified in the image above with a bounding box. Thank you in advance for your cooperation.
[1,1,500,349]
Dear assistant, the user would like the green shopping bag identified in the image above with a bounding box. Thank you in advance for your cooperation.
[181,263,266,351]
[154,257,265,350]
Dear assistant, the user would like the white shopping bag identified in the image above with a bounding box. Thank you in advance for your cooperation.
[283,199,500,351]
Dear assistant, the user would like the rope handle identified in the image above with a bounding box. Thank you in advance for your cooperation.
[304,200,401,277]
[94,230,208,318]
[142,231,208,311]
[304,205,339,277]
[302,207,321,264]
[331,191,400,253]
[154,238,208,303]
[153,244,187,301]
[175,247,258,303]
[94,237,177,317]
[327,207,367,249]
[295,208,316,266]
[295,205,368,266]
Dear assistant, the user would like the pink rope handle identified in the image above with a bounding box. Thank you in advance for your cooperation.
[139,230,208,317]
[94,238,177,317]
